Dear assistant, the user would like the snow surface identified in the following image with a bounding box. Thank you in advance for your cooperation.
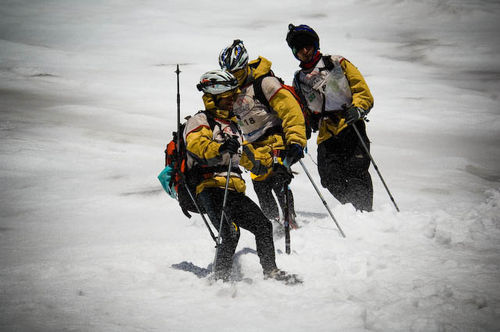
[1,0,500,331]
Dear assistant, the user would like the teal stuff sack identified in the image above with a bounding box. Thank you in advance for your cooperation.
[158,165,177,199]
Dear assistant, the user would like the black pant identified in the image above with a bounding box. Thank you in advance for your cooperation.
[198,188,277,279]
[317,121,373,211]
[252,175,296,222]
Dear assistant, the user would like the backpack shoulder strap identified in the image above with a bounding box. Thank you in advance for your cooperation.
[292,72,307,105]
[252,73,272,110]
[203,110,242,137]
[322,55,334,70]
[199,110,218,131]
[252,69,285,110]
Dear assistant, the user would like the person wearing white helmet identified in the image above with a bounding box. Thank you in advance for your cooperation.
[286,24,374,212]
[219,39,307,230]
[184,70,301,284]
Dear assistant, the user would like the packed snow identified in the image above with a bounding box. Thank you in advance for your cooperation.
[1,0,499,331]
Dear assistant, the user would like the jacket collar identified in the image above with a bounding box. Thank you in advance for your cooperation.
[299,51,322,69]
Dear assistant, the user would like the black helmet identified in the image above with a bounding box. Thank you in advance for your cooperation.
[286,24,320,57]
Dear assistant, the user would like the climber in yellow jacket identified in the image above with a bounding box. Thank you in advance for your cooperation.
[184,69,301,284]
[287,23,374,211]
[219,40,308,229]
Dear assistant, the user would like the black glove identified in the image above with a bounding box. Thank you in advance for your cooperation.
[219,137,240,155]
[283,143,304,167]
[273,164,293,186]
[344,106,366,125]
[250,161,268,176]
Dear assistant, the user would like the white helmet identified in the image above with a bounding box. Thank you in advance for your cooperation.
[219,39,249,71]
[196,70,239,95]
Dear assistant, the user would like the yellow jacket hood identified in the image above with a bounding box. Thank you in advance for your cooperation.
[248,56,273,80]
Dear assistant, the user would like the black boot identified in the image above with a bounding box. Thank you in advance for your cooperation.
[263,268,303,285]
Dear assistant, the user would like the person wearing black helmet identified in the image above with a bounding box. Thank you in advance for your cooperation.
[184,69,301,284]
[286,24,374,212]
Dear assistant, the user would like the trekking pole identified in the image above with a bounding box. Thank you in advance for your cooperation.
[298,159,346,238]
[307,151,318,166]
[175,64,217,243]
[212,157,234,274]
[180,173,217,243]
[175,65,181,151]
[283,181,291,254]
[351,124,400,212]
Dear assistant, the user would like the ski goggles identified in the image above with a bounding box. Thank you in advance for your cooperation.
[197,78,238,93]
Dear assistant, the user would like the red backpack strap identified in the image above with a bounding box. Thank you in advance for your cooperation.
[165,140,177,166]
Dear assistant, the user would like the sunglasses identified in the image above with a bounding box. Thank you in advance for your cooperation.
[215,89,239,101]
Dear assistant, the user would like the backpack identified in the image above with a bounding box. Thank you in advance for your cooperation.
[160,111,219,218]
[252,71,312,139]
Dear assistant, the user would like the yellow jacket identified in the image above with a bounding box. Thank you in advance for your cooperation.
[318,58,373,144]
[235,57,308,180]
[184,107,273,193]
[247,56,307,148]
[294,55,373,145]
